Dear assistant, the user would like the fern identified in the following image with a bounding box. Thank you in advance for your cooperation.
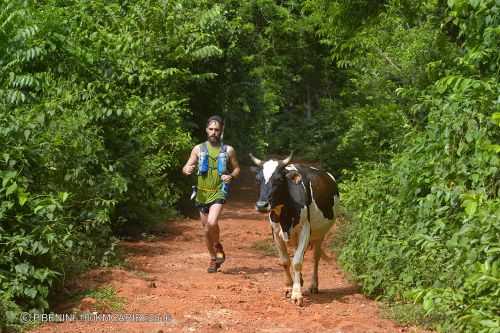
[190,44,223,59]
[0,6,25,33]
[6,89,26,104]
[9,74,37,89]
[13,25,39,42]
[435,75,493,94]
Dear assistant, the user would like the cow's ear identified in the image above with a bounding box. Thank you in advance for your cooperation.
[249,166,260,173]
[286,171,302,184]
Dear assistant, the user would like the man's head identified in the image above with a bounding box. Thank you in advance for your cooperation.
[206,115,224,144]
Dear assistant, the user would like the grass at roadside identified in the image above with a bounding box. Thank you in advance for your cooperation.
[381,302,443,332]
[68,285,126,312]
[252,238,278,257]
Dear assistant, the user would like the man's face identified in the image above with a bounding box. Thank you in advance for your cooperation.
[206,121,222,144]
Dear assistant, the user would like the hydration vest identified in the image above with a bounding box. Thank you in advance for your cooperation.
[197,142,228,176]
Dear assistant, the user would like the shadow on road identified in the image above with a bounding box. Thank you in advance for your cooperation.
[306,285,361,304]
[222,266,282,275]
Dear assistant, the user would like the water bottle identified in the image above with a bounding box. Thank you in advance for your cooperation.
[190,185,197,200]
[217,150,227,176]
[198,149,209,175]
[221,182,229,198]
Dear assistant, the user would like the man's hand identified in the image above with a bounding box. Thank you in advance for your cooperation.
[221,174,233,183]
[183,164,196,175]
[226,146,240,180]
[182,146,199,176]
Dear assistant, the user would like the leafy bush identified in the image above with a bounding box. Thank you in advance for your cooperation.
[341,93,499,331]
[0,0,229,329]
[1,0,498,332]
[338,1,500,331]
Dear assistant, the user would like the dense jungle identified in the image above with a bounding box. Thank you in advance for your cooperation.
[0,0,498,332]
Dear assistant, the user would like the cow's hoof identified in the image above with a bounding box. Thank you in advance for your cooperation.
[291,296,304,306]
[291,290,304,306]
[284,288,292,298]
[308,286,319,294]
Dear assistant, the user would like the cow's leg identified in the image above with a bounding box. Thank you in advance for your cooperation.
[270,221,293,297]
[291,221,310,306]
[308,238,323,294]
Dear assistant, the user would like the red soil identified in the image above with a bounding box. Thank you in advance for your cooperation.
[30,169,430,333]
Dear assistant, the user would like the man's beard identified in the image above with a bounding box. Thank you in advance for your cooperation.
[208,135,221,144]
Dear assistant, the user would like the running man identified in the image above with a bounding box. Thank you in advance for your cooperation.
[182,115,240,272]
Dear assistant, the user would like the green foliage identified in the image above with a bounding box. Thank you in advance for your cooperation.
[382,302,441,330]
[1,0,498,332]
[0,0,231,329]
[341,91,499,331]
[305,0,458,173]
[73,285,125,312]
[337,0,500,331]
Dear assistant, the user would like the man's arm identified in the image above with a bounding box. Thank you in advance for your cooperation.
[221,146,240,183]
[182,145,199,175]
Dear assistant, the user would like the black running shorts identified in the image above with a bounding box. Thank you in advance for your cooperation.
[195,199,226,215]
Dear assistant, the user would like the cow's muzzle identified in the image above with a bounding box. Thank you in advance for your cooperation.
[255,201,270,212]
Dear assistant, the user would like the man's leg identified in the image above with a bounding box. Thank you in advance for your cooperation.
[207,203,222,241]
[207,203,225,268]
[207,203,223,245]
[200,209,216,259]
[201,202,224,273]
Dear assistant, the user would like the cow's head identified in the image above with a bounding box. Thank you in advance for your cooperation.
[249,152,293,212]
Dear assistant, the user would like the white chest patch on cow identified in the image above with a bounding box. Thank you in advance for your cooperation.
[263,160,279,184]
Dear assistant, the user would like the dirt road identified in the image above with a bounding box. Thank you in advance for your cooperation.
[31,169,428,333]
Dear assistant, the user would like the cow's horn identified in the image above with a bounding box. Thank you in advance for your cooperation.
[249,153,263,166]
[280,151,293,166]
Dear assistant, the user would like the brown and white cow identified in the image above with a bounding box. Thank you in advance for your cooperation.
[250,153,339,306]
